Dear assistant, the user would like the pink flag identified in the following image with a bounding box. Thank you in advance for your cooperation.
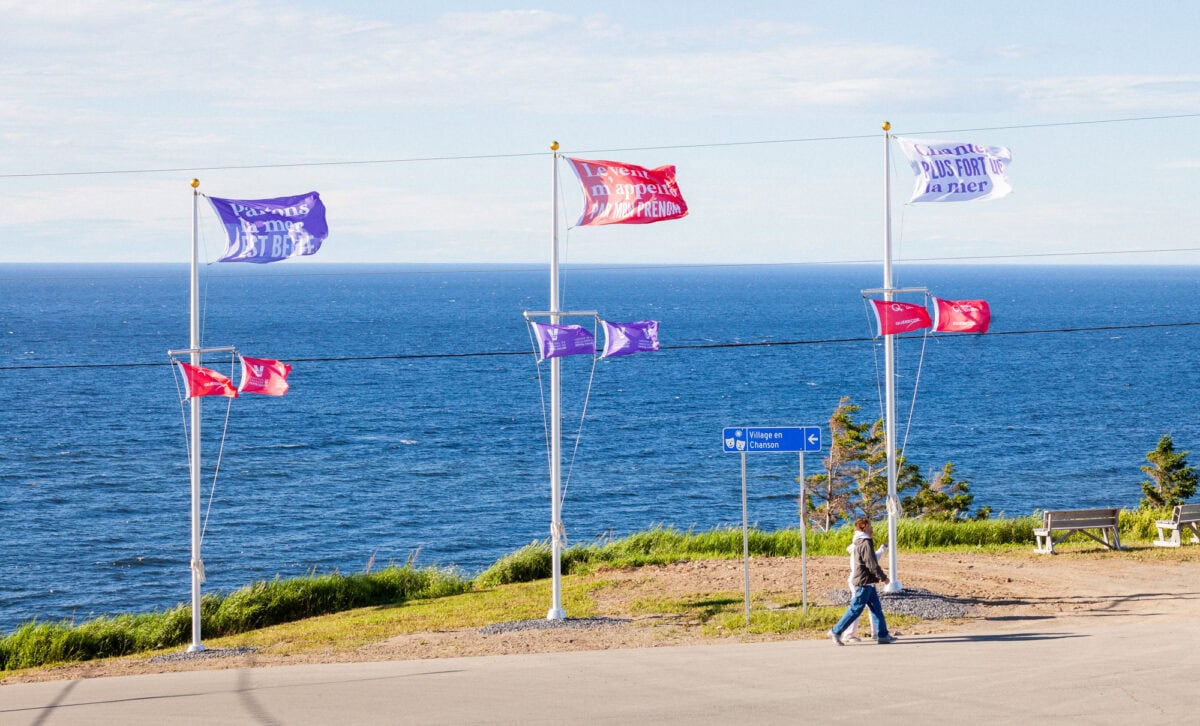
[566,157,688,226]
[177,361,238,398]
[932,298,991,333]
[870,300,932,336]
[238,355,292,396]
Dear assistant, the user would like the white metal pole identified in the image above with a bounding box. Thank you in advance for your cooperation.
[741,451,750,626]
[188,179,205,650]
[881,123,901,593]
[547,143,565,620]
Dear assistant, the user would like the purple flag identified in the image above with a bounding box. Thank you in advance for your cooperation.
[600,320,660,357]
[530,322,595,361]
[208,192,328,263]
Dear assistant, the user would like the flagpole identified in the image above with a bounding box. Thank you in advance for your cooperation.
[187,179,206,649]
[881,122,902,593]
[547,142,566,620]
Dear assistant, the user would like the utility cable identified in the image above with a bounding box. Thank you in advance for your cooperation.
[3,112,1196,180]
[3,321,1199,371]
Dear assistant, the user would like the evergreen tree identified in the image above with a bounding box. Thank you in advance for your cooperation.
[853,418,923,520]
[1139,434,1198,508]
[801,396,865,531]
[902,462,989,520]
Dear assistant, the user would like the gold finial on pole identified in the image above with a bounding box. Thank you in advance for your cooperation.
[190,178,200,189]
[550,140,560,151]
[881,121,891,132]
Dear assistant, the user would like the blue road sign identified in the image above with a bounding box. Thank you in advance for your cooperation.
[722,426,821,453]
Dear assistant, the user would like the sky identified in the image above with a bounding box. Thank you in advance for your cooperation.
[1,0,1198,265]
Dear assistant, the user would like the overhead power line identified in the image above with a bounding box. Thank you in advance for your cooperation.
[4,244,1199,285]
[2,320,1197,372]
[1,112,1197,180]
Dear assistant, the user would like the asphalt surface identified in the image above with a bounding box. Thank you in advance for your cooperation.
[2,617,1195,725]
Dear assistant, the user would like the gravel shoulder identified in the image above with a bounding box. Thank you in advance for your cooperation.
[6,546,1199,684]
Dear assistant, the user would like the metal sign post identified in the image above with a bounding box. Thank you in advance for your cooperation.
[799,451,807,614]
[740,451,750,624]
[722,426,821,625]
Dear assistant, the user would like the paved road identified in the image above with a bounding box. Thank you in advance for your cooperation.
[2,617,1195,725]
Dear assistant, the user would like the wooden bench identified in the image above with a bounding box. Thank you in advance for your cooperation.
[1153,503,1200,547]
[1033,508,1122,554]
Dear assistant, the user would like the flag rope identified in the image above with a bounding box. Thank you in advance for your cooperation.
[169,358,194,478]
[525,323,554,478]
[200,352,238,547]
[168,351,238,551]
[863,296,886,425]
[167,351,235,581]
[862,291,930,468]
[199,225,212,355]
[560,318,600,506]
[524,318,599,511]
[900,322,930,456]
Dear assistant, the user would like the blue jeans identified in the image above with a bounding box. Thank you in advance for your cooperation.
[832,585,890,641]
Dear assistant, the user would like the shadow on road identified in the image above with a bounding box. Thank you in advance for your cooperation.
[900,632,1087,644]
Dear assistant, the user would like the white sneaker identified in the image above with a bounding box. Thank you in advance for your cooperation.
[844,635,861,643]
[829,630,843,646]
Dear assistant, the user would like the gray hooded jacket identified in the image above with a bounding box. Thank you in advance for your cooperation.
[850,530,888,587]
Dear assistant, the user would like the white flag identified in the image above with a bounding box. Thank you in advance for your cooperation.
[895,137,1012,203]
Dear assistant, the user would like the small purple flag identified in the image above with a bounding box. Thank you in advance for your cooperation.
[208,192,328,263]
[530,322,595,361]
[600,320,660,358]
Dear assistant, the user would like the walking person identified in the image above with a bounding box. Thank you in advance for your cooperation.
[842,540,887,642]
[829,518,898,645]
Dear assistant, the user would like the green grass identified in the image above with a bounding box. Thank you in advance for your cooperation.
[0,511,1186,672]
[0,565,470,672]
[211,577,604,653]
[476,516,1046,587]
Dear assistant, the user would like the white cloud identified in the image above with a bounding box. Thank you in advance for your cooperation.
[1158,159,1200,170]
[993,44,1038,60]
[1012,75,1200,113]
[1,2,1197,264]
[327,187,541,236]
[436,9,570,35]
[2,3,943,118]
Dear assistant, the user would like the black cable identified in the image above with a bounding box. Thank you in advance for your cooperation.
[2,112,1196,180]
[2,321,1198,372]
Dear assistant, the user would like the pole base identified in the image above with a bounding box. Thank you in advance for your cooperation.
[546,607,566,621]
[187,643,206,653]
[883,580,902,593]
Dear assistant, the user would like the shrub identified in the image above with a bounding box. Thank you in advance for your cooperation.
[475,542,553,588]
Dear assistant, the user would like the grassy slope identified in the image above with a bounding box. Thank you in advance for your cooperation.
[2,511,1188,676]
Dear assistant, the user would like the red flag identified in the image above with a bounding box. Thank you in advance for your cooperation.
[566,157,688,226]
[238,355,291,396]
[177,361,238,398]
[871,299,932,335]
[933,297,991,333]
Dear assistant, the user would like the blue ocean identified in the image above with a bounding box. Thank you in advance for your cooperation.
[2,263,1198,633]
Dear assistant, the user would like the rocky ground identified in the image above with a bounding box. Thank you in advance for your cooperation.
[6,546,1199,684]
